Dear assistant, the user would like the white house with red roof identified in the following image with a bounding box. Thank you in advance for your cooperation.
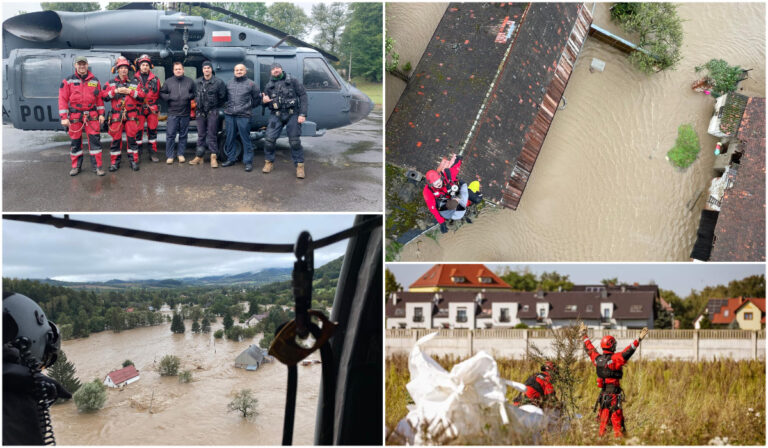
[103,365,140,388]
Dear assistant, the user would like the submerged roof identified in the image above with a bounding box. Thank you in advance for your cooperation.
[387,3,593,209]
[710,97,766,261]
[106,365,139,384]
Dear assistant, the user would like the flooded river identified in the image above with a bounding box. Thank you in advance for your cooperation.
[395,3,765,261]
[49,320,320,445]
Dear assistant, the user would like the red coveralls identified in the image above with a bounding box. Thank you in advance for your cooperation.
[103,74,144,166]
[58,71,106,169]
[134,71,161,156]
[422,158,464,224]
[513,371,555,407]
[582,334,640,437]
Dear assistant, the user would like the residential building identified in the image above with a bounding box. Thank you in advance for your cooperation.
[104,365,140,388]
[234,345,272,371]
[386,289,655,330]
[706,297,766,329]
[408,264,510,292]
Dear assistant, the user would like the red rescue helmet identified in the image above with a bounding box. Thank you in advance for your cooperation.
[425,170,440,185]
[600,335,617,352]
[112,56,134,74]
[541,361,557,374]
[135,54,154,69]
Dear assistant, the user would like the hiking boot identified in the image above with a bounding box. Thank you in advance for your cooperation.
[210,154,219,168]
[178,155,186,163]
[130,161,140,171]
[166,158,174,165]
[262,161,274,173]
[296,163,305,179]
[245,164,253,172]
[150,154,159,163]
[109,164,118,172]
[95,167,106,176]
[464,216,473,224]
[189,156,204,165]
[221,160,236,167]
[69,167,81,176]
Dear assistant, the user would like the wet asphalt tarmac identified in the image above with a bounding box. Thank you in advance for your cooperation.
[3,108,382,212]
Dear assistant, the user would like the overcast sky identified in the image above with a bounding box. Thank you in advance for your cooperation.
[387,263,766,297]
[3,214,356,282]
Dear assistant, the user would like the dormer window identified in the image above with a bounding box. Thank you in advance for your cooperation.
[630,305,643,313]
[586,305,593,312]
[478,276,493,284]
[522,305,529,312]
[451,276,466,283]
[603,308,610,318]
[565,305,577,312]
[724,310,729,317]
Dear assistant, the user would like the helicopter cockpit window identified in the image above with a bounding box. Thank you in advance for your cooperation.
[184,67,197,79]
[21,58,62,98]
[303,58,341,91]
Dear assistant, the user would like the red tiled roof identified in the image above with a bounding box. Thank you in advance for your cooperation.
[409,264,510,290]
[106,365,139,385]
[712,297,748,324]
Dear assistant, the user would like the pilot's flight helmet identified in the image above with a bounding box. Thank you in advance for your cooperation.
[135,54,154,69]
[3,292,61,368]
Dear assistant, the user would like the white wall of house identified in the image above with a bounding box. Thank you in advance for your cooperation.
[492,302,519,327]
[600,302,614,319]
[449,302,475,329]
[406,303,432,329]
[536,302,549,319]
[433,317,450,328]
[476,317,493,329]
[104,374,140,388]
[387,317,407,329]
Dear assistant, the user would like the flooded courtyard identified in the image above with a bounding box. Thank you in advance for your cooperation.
[393,3,765,261]
[49,320,320,445]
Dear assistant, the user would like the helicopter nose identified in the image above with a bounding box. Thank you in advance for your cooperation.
[348,87,374,124]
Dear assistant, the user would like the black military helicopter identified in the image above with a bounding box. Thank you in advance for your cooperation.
[2,2,374,147]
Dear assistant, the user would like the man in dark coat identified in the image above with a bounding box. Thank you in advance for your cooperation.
[189,60,227,167]
[221,63,261,172]
[159,61,195,164]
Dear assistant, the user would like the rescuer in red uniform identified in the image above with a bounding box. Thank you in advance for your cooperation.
[513,361,558,408]
[422,155,483,233]
[134,54,161,163]
[103,56,144,172]
[58,56,106,176]
[580,322,648,437]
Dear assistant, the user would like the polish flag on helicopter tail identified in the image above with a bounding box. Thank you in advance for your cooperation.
[212,31,231,42]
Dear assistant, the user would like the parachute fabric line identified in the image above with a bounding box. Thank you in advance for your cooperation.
[2,215,381,253]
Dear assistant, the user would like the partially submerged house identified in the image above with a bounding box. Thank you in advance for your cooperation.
[691,94,765,261]
[103,365,140,388]
[387,3,593,209]
[234,344,272,371]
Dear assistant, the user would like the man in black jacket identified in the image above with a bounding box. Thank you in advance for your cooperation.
[159,61,195,164]
[189,61,227,167]
[262,62,309,178]
[221,63,261,172]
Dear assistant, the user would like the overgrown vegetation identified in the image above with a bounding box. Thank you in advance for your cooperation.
[695,59,748,97]
[497,267,574,292]
[158,355,180,376]
[178,370,192,384]
[227,389,259,420]
[386,354,765,444]
[610,3,683,74]
[667,124,701,168]
[73,379,107,413]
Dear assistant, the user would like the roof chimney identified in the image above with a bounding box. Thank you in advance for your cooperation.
[621,285,626,293]
[475,291,484,304]
[633,282,639,287]
[433,293,441,306]
[536,289,544,299]
[601,289,608,299]
[391,293,398,305]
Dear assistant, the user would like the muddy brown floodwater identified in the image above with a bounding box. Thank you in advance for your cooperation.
[396,3,765,261]
[49,320,319,445]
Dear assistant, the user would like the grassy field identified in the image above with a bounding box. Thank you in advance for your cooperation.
[351,78,383,105]
[386,354,766,445]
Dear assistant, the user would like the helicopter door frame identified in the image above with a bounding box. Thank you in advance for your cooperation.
[297,54,348,131]
[7,49,120,131]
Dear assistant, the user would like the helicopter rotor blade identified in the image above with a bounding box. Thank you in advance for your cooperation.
[189,2,339,62]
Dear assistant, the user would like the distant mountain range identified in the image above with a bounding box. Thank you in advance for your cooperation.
[35,267,294,290]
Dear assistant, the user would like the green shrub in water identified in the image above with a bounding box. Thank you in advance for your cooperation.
[667,124,700,168]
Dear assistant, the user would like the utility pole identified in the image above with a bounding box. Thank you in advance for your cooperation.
[348,52,352,81]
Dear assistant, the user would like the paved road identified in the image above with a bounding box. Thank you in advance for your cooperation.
[3,109,382,212]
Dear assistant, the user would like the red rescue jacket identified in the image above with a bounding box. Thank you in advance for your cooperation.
[134,71,161,107]
[582,335,639,389]
[103,74,144,114]
[58,71,105,119]
[422,158,463,224]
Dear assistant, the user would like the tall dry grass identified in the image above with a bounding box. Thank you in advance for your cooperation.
[385,354,765,445]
